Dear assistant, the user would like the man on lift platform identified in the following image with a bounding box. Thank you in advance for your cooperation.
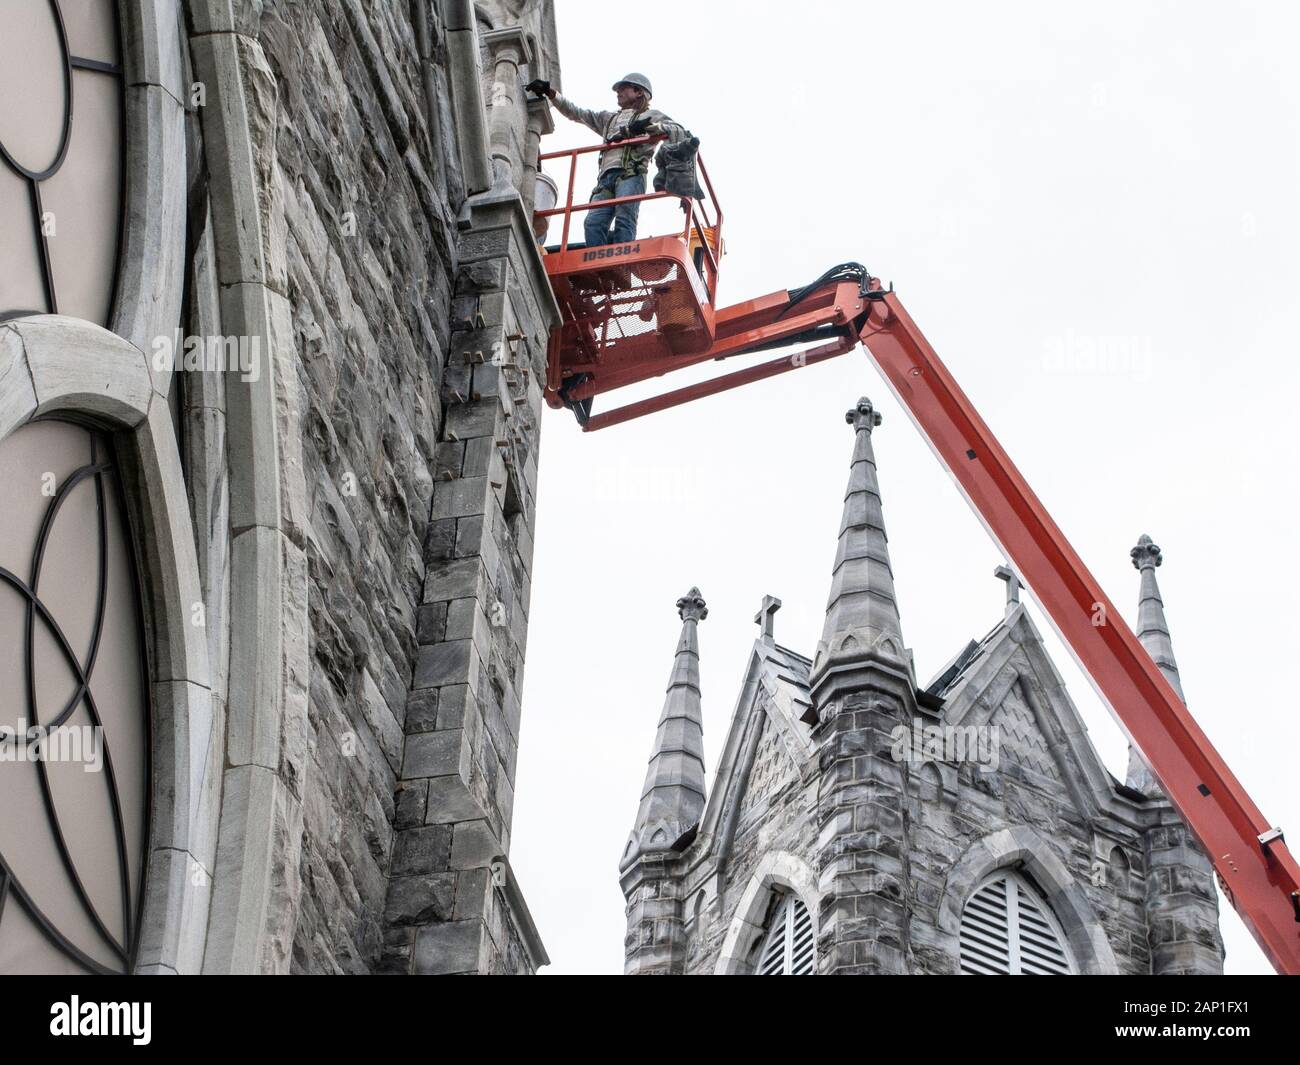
[526,73,683,247]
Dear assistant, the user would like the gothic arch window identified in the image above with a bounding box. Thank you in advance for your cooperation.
[689,890,705,927]
[754,892,815,976]
[1,1,125,326]
[716,850,819,974]
[959,870,1077,975]
[1108,845,1132,897]
[0,418,150,974]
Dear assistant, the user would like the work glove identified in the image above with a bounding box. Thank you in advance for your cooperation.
[626,117,655,137]
[525,79,553,98]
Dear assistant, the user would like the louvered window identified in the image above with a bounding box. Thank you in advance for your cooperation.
[756,894,815,975]
[959,871,1076,974]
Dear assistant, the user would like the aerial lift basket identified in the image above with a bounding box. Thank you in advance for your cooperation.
[536,134,723,411]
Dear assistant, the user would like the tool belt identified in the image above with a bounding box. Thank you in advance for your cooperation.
[619,150,651,178]
[591,159,648,199]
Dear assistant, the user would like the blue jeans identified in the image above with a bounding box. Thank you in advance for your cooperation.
[585,169,645,247]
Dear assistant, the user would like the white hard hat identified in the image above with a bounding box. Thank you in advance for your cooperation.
[612,72,653,97]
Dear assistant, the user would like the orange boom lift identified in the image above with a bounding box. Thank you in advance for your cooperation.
[535,134,1300,974]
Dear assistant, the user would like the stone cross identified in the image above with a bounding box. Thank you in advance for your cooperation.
[845,397,882,433]
[754,595,782,640]
[994,564,1021,612]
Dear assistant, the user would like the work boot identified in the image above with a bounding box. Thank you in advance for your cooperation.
[558,373,594,426]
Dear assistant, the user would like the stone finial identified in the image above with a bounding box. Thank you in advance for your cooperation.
[994,564,1022,611]
[677,586,708,622]
[754,595,782,640]
[1126,533,1184,795]
[1131,534,1162,571]
[845,396,882,432]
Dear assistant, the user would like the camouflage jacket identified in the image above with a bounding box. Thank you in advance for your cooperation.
[552,94,684,178]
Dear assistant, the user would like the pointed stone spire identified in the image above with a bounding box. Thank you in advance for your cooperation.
[1126,534,1184,793]
[811,398,909,703]
[622,587,708,869]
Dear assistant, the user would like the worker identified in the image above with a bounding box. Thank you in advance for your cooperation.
[525,73,683,247]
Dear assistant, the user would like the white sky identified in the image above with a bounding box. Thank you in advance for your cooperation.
[510,0,1300,975]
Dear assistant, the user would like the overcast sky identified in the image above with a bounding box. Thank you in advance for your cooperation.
[510,0,1300,975]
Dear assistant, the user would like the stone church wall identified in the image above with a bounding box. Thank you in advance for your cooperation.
[177,0,555,973]
[254,1,463,974]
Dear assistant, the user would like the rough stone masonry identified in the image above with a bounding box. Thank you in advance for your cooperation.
[182,0,559,973]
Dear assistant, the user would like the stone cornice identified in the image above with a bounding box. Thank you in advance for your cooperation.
[491,855,550,971]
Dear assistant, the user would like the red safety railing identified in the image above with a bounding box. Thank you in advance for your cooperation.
[536,134,724,304]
